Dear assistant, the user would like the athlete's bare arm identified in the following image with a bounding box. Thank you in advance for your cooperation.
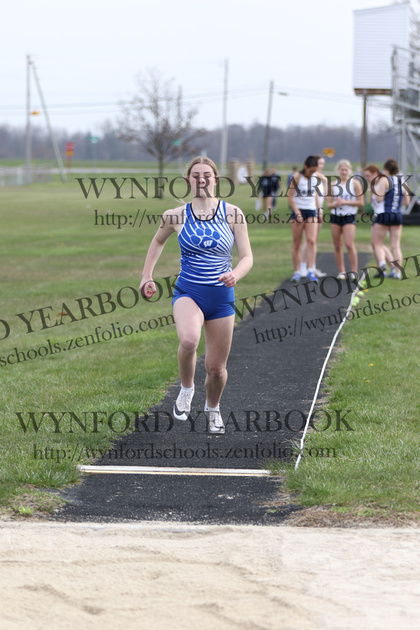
[140,206,184,298]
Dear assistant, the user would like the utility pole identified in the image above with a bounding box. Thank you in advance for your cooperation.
[26,55,32,184]
[361,90,368,168]
[177,85,182,173]
[31,60,67,182]
[262,81,274,170]
[220,58,228,177]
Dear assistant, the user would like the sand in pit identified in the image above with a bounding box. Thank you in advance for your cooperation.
[0,521,419,629]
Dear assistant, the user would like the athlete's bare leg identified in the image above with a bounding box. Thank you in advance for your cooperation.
[302,221,322,267]
[303,220,318,269]
[389,225,403,268]
[173,297,204,388]
[371,223,388,266]
[331,223,345,274]
[203,314,235,408]
[291,219,305,270]
[383,244,394,267]
[343,224,358,274]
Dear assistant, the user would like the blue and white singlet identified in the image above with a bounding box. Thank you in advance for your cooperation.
[371,175,404,225]
[384,175,403,214]
[178,201,234,286]
[372,175,403,215]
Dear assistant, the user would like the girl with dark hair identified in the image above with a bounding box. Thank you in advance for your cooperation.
[288,156,321,282]
[363,161,408,278]
[300,154,328,278]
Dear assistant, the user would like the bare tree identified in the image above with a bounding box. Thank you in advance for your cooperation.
[118,69,206,185]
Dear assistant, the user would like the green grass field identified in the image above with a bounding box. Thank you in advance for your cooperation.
[0,168,419,519]
[280,273,420,518]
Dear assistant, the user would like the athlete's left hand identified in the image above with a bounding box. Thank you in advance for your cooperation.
[219,272,236,287]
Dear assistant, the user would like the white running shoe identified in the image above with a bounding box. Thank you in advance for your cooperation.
[173,386,194,421]
[336,273,346,280]
[206,408,225,434]
[314,267,327,278]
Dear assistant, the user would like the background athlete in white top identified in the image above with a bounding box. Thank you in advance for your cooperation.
[288,155,321,283]
[327,159,364,278]
[301,155,328,278]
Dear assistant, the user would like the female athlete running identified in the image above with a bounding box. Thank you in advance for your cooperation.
[140,157,253,434]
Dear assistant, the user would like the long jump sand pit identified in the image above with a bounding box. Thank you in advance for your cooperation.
[1,521,419,629]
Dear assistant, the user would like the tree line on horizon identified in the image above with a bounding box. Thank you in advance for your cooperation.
[0,121,398,167]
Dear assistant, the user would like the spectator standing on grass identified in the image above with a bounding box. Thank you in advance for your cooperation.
[287,166,298,189]
[363,160,408,279]
[257,167,272,218]
[327,159,364,279]
[288,155,320,283]
[269,166,281,216]
[140,156,253,434]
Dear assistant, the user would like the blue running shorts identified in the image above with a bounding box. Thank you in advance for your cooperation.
[172,278,235,321]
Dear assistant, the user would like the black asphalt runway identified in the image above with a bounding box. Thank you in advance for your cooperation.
[56,253,371,525]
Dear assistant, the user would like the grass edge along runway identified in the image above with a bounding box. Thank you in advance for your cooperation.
[0,175,419,520]
[280,270,420,519]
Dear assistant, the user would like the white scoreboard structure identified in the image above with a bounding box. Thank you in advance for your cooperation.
[353,2,410,96]
[351,1,420,214]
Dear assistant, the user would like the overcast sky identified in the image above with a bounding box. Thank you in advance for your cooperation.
[1,0,410,137]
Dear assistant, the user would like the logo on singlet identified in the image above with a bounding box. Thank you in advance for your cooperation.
[191,226,222,249]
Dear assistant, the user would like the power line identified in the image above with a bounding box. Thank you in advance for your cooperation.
[0,84,364,115]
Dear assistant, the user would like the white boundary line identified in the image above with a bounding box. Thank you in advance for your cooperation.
[78,465,270,477]
[294,273,366,470]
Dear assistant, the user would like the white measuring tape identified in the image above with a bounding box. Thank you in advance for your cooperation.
[294,273,366,470]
